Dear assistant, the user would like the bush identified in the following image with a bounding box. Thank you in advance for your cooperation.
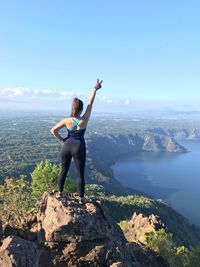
[145,229,200,267]
[0,160,78,228]
[31,159,76,199]
[0,176,34,227]
[145,229,177,266]
[85,184,106,198]
[187,246,200,267]
[118,220,132,233]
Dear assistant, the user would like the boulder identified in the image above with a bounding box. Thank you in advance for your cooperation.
[0,235,39,267]
[35,192,132,266]
[0,220,3,242]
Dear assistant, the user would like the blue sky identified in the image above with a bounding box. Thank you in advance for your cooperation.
[0,1,200,111]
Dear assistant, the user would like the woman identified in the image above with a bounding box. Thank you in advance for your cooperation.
[50,79,103,203]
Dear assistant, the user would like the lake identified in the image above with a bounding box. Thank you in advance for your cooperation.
[111,140,200,227]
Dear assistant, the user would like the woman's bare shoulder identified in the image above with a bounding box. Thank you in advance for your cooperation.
[64,117,72,127]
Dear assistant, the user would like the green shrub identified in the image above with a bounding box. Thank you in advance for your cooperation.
[145,229,200,267]
[118,220,132,233]
[187,246,200,267]
[0,176,34,227]
[145,229,177,266]
[31,159,76,199]
[85,184,106,198]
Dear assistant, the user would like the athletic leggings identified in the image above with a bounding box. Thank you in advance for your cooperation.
[58,140,86,197]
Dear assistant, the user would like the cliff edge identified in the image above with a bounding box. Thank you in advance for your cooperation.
[0,192,167,267]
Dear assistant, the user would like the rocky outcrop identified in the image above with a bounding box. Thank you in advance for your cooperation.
[0,192,167,267]
[0,220,3,242]
[35,192,131,266]
[0,235,39,267]
[126,242,168,267]
[87,132,186,158]
[124,213,165,244]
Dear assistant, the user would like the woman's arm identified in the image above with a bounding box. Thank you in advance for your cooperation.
[82,79,103,121]
[50,119,66,142]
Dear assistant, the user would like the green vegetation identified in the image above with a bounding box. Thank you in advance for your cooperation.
[31,159,76,199]
[105,196,200,247]
[85,184,106,198]
[86,184,200,265]
[0,160,76,227]
[1,113,200,265]
[85,184,200,248]
[0,174,200,265]
[0,176,34,227]
[1,113,199,186]
[145,229,200,267]
[118,220,133,233]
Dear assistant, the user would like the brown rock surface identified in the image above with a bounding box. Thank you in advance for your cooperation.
[125,212,165,243]
[0,220,2,242]
[35,192,132,266]
[126,242,168,267]
[0,235,39,267]
[0,192,168,267]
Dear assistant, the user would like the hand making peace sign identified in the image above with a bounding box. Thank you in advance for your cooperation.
[94,79,103,90]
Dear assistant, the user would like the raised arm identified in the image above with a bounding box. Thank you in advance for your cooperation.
[82,79,103,121]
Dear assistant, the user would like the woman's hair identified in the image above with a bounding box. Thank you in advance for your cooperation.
[70,97,83,117]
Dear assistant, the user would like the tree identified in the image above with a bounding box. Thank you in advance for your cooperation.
[31,159,76,199]
[0,176,34,227]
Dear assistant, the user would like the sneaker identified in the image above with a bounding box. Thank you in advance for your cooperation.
[78,196,87,204]
[55,191,63,199]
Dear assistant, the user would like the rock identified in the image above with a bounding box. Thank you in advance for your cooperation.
[126,242,168,267]
[1,192,168,267]
[3,218,37,242]
[0,220,3,242]
[109,262,123,267]
[35,192,132,266]
[124,212,165,244]
[36,192,125,243]
[0,235,39,267]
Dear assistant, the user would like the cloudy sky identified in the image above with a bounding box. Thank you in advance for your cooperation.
[0,1,200,112]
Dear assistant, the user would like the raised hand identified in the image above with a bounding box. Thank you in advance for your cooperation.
[94,79,103,90]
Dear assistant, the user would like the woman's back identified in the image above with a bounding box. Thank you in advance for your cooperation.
[64,116,87,142]
[66,116,87,131]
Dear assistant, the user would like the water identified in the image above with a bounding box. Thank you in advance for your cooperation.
[111,140,200,227]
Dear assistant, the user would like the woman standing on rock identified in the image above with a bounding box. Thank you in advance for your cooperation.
[50,79,103,203]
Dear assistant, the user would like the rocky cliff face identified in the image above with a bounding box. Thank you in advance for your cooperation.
[87,132,186,156]
[84,132,186,196]
[0,192,167,267]
[123,213,166,244]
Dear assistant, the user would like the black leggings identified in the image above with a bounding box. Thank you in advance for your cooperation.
[58,140,86,197]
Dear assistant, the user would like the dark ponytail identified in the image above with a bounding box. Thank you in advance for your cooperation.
[70,97,83,117]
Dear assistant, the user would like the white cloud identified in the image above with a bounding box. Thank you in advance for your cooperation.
[58,91,75,100]
[0,87,134,111]
[60,91,74,96]
[33,89,52,94]
[0,87,76,100]
[0,87,31,97]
